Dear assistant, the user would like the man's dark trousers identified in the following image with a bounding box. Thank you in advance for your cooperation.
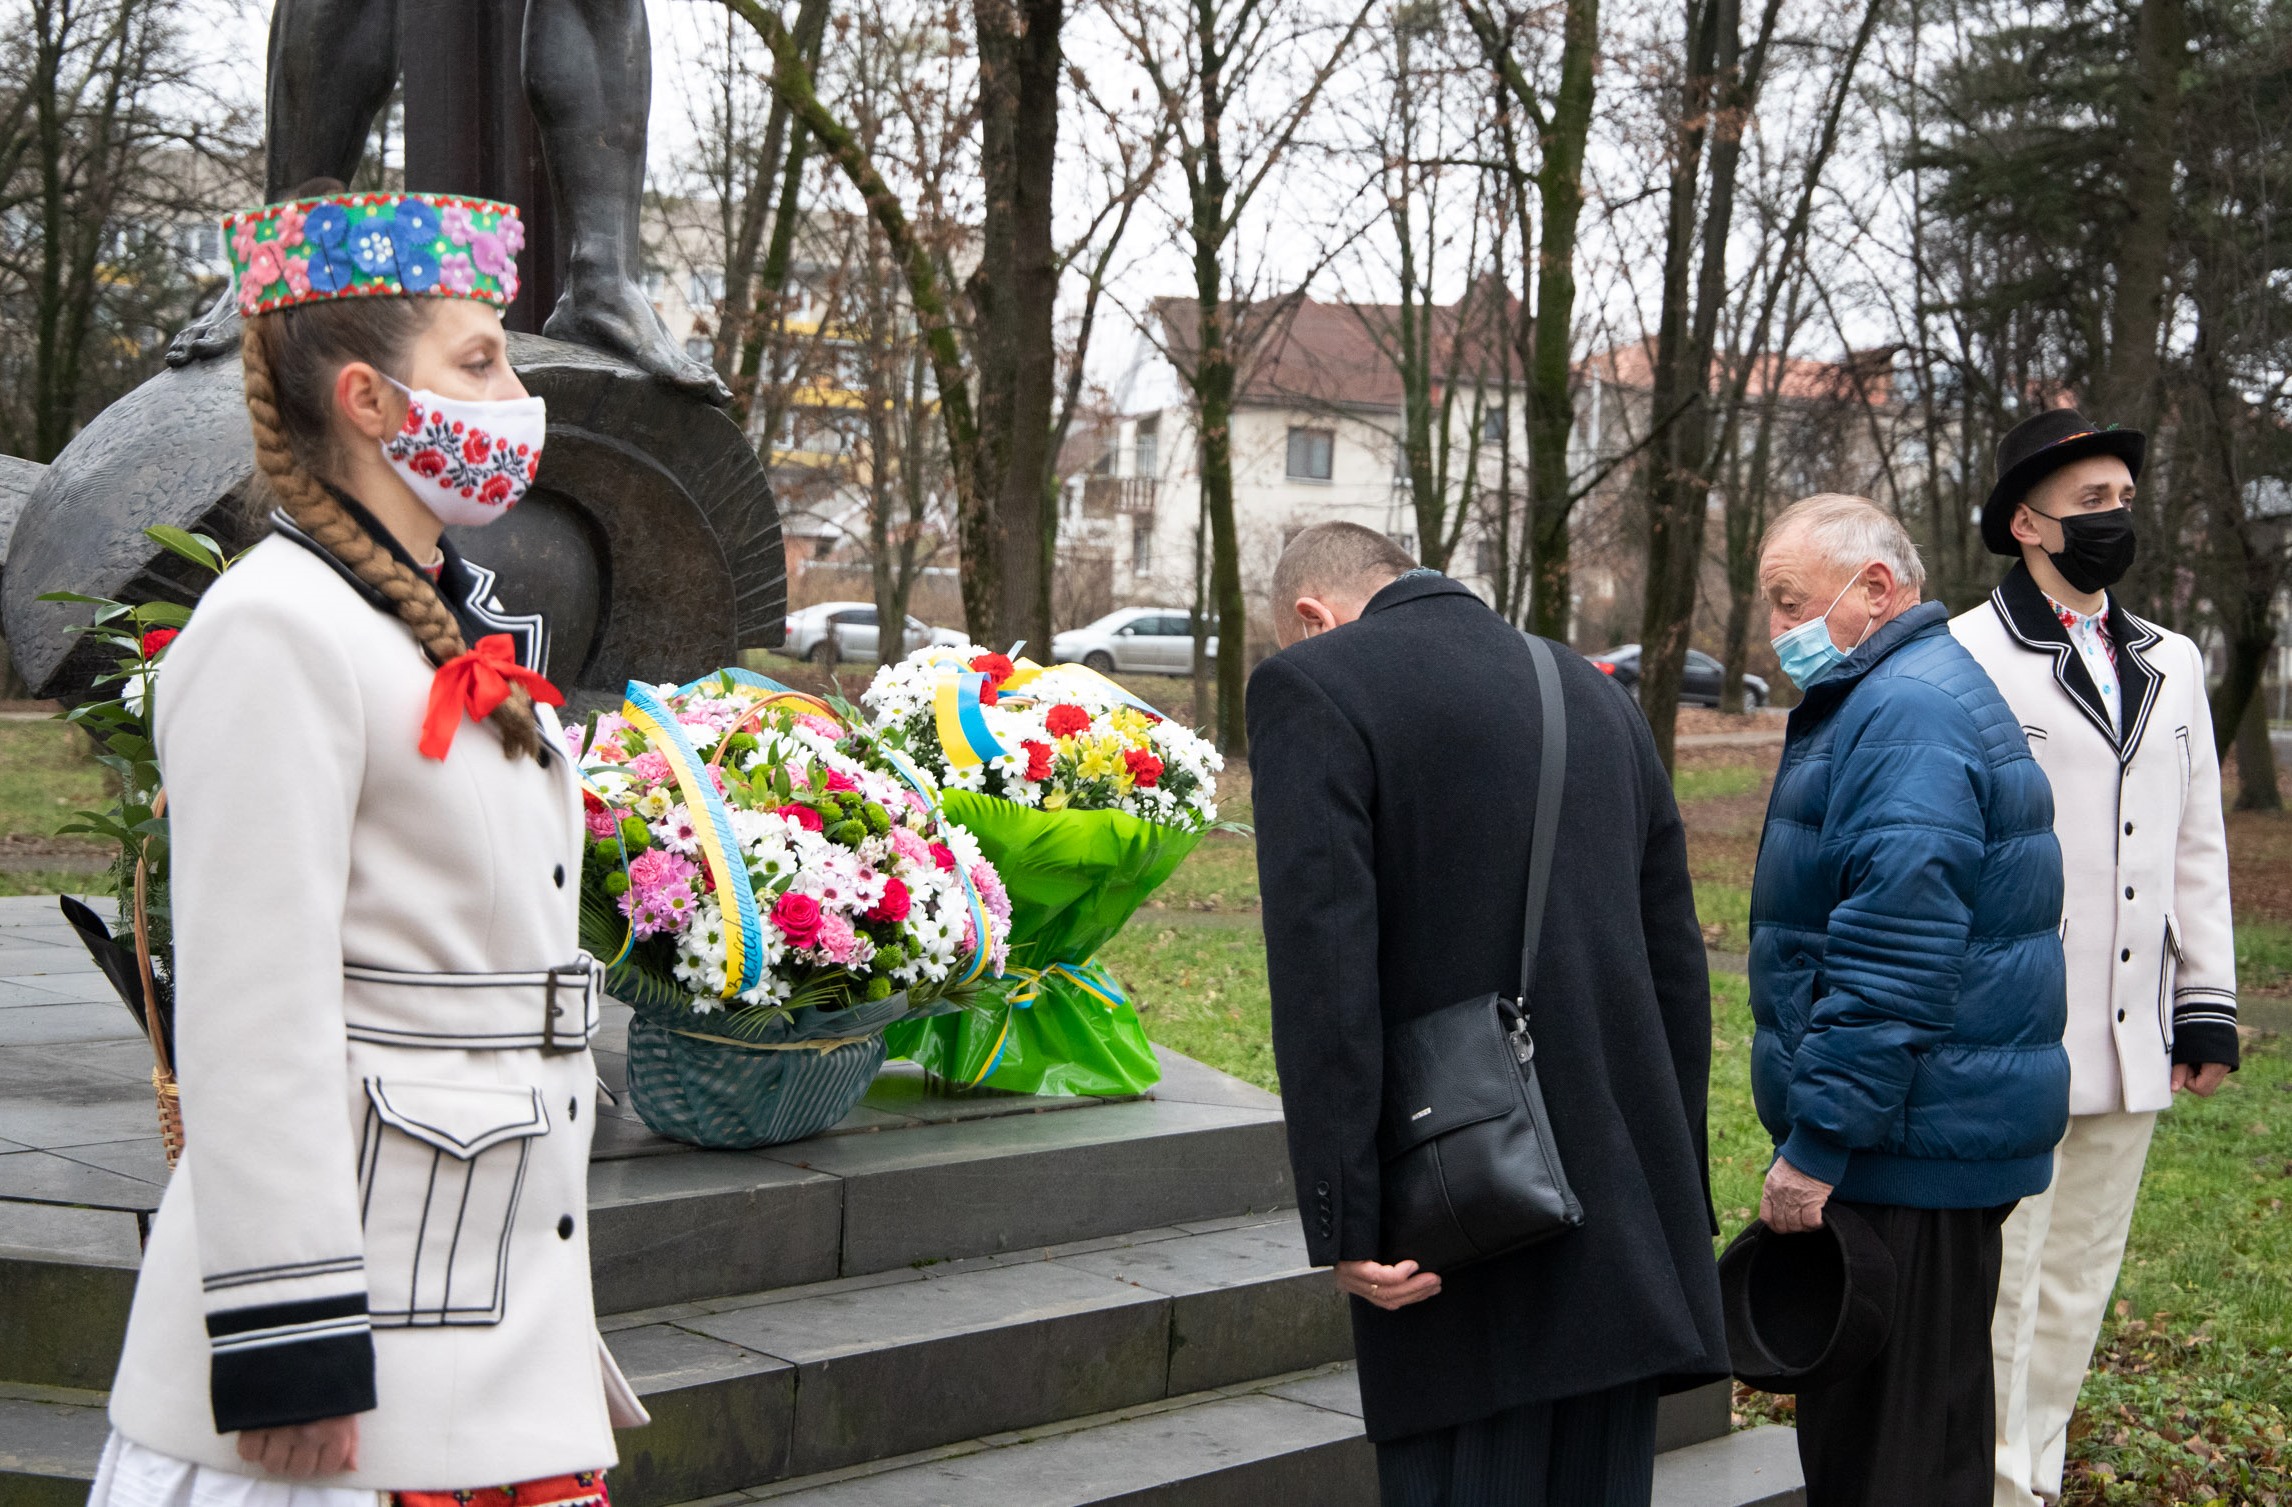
[1376,1379,1661,1507]
[1794,1201,2016,1506]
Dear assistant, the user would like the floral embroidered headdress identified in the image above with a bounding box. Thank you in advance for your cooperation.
[220,192,525,317]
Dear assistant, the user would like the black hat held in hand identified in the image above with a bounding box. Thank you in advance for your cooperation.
[1982,407,2146,558]
[1719,1204,1898,1394]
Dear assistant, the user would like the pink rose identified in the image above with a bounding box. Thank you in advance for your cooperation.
[771,891,823,949]
[928,843,956,871]
[866,877,912,924]
[823,770,858,794]
[775,803,824,832]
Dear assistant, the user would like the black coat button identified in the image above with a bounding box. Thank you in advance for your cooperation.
[1315,1180,1330,1196]
[558,1215,575,1239]
[2126,887,2135,900]
[2125,821,2134,834]
[568,1098,579,1121]
[2122,948,2133,961]
[2118,1008,2127,1022]
[554,864,566,888]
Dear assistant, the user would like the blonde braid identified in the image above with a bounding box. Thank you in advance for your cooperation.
[243,316,543,761]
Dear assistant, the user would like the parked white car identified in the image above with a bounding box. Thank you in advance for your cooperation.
[1050,607,1217,676]
[784,601,966,664]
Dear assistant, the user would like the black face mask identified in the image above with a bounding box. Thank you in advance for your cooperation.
[2031,505,2138,594]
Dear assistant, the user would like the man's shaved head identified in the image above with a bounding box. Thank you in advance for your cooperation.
[1270,524,1418,643]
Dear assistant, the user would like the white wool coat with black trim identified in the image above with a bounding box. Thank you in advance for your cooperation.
[1951,562,2238,1117]
[108,530,644,1487]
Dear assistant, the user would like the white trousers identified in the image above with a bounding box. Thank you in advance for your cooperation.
[1990,1109,2157,1507]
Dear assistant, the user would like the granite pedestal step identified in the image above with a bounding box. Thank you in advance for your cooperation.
[675,1367,1805,1507]
[0,893,1293,1395]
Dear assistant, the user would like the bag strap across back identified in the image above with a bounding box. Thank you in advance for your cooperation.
[1519,633,1567,1007]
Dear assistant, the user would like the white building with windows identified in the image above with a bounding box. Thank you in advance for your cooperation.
[1063,295,1524,650]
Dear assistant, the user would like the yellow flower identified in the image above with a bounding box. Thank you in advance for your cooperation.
[1042,788,1071,811]
[1109,706,1152,739]
[1077,738,1123,781]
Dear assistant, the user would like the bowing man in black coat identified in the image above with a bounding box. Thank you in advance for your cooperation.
[1248,523,1729,1507]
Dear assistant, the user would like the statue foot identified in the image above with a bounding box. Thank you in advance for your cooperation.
[166,286,244,367]
[544,276,733,406]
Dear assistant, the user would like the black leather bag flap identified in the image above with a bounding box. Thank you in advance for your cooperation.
[1378,993,1522,1161]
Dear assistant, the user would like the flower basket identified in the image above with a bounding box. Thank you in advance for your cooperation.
[864,648,1224,1096]
[576,669,1009,1148]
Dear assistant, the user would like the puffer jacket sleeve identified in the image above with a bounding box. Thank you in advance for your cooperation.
[2169,637,2238,1070]
[1780,679,1988,1186]
[1248,652,1383,1266]
[154,586,378,1433]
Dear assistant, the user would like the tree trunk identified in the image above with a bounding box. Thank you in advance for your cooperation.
[1637,0,1737,768]
[2103,0,2186,621]
[970,0,1064,652]
[1527,0,1595,642]
[717,0,829,388]
[2234,687,2280,811]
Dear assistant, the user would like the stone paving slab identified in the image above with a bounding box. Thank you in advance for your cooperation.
[1651,1425,1805,1507]
[745,1387,1376,1507]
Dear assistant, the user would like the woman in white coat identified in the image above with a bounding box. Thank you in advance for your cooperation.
[93,182,646,1499]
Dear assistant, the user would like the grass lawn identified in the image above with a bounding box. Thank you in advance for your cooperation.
[7,702,2288,1496]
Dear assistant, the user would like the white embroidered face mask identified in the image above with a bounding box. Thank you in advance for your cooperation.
[380,375,546,528]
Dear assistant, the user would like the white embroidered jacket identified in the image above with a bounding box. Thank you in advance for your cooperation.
[1951,563,2238,1117]
[109,532,643,1487]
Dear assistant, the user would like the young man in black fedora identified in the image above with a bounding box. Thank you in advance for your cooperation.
[1950,407,2239,1507]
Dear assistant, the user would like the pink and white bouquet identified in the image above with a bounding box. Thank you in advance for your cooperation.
[575,672,1010,1030]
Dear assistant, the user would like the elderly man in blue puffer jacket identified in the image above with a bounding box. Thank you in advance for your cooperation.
[1747,493,2068,1507]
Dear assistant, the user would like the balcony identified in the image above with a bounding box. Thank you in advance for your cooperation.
[1082,475,1158,519]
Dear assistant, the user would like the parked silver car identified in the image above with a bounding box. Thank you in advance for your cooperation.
[784,601,966,665]
[1050,607,1217,675]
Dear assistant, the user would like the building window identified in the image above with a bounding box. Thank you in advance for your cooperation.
[1483,404,1506,443]
[1132,513,1154,576]
[1135,415,1160,478]
[689,268,726,307]
[684,335,713,362]
[1287,426,1335,481]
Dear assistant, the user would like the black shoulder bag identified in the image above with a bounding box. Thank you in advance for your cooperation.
[1376,633,1586,1272]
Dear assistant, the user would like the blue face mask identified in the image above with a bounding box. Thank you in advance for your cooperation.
[1770,570,1871,691]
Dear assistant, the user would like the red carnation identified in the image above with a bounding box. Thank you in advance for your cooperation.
[139,628,179,659]
[866,876,912,924]
[928,842,956,871]
[1045,703,1091,739]
[823,769,859,794]
[775,803,824,832]
[1021,739,1054,781]
[1123,748,1164,788]
[770,891,823,948]
[970,653,1016,705]
[583,788,606,812]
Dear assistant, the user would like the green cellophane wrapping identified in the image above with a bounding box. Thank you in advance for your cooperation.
[882,789,1201,1096]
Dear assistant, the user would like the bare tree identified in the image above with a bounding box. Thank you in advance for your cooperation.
[0,0,253,461]
[1110,0,1375,754]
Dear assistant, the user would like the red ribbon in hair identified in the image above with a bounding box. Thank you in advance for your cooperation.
[420,633,564,760]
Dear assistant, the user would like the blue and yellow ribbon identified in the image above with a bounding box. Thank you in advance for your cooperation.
[622,681,763,998]
[1006,958,1127,1011]
[932,670,1010,768]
